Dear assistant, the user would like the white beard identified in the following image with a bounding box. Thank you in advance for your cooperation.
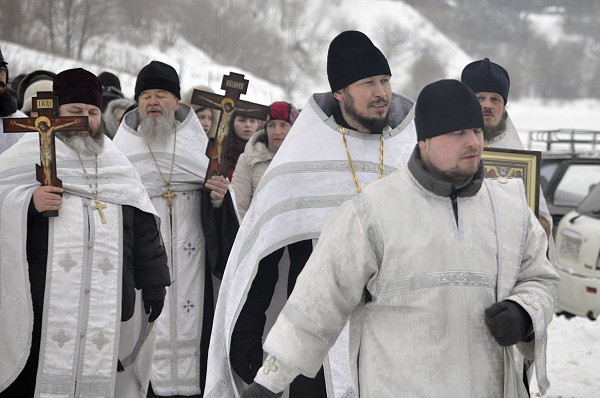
[139,114,176,148]
[57,131,105,157]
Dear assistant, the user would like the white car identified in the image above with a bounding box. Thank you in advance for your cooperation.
[555,183,600,319]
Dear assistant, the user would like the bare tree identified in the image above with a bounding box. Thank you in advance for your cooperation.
[405,52,446,99]
[0,0,25,41]
[24,0,118,59]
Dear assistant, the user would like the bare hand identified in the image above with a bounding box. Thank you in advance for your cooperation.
[205,175,230,201]
[32,185,64,212]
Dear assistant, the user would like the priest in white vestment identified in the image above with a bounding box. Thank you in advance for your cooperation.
[462,58,558,393]
[113,60,217,398]
[204,30,417,398]
[241,80,559,398]
[0,68,171,398]
[460,57,554,238]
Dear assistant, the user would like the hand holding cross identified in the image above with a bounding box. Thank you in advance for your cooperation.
[2,91,88,217]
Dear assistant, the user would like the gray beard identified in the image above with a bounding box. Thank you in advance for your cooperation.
[56,131,105,157]
[139,114,176,148]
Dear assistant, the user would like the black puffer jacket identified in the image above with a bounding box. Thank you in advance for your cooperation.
[26,202,170,323]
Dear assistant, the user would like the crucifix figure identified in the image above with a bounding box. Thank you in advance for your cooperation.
[162,183,177,214]
[92,199,108,224]
[191,72,268,182]
[2,91,88,217]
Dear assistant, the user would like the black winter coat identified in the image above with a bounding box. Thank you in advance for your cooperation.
[0,202,170,398]
[26,201,170,323]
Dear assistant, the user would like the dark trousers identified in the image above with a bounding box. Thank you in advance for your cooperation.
[234,240,327,397]
[147,382,201,398]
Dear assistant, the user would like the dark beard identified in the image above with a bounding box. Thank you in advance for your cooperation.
[483,109,508,141]
[422,156,478,186]
[342,93,389,133]
[56,126,105,157]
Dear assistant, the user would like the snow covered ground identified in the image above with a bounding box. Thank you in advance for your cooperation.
[511,98,600,152]
[530,315,600,397]
[512,100,600,398]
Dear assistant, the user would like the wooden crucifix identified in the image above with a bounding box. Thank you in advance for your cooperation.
[191,72,268,182]
[2,91,88,217]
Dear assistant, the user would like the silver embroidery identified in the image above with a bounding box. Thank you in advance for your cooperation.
[52,329,71,348]
[238,195,349,265]
[98,257,114,276]
[382,271,497,295]
[352,194,383,262]
[262,357,278,375]
[92,330,110,351]
[59,253,77,273]
[518,293,540,310]
[282,304,339,345]
[257,160,398,195]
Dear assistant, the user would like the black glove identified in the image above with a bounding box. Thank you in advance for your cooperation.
[230,331,264,384]
[240,383,282,398]
[484,300,532,346]
[144,299,164,322]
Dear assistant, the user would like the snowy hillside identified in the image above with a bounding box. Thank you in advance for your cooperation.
[2,0,600,133]
[1,0,471,107]
[1,38,286,106]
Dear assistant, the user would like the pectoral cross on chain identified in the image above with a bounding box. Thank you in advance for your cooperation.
[92,199,108,224]
[162,184,176,214]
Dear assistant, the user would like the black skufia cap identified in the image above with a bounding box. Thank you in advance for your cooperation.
[415,79,483,141]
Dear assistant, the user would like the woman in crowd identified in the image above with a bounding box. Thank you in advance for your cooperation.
[103,97,135,139]
[181,85,219,138]
[222,113,260,181]
[230,101,298,219]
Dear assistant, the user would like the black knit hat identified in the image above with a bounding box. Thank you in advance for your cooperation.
[327,30,391,92]
[134,61,180,101]
[53,68,103,109]
[98,71,121,91]
[461,58,510,104]
[415,79,483,141]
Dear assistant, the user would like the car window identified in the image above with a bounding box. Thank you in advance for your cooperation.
[577,183,600,219]
[553,164,600,207]
[540,163,559,189]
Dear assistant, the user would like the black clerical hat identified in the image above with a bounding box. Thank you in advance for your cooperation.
[134,61,180,102]
[415,79,483,141]
[461,58,510,104]
[53,68,103,109]
[327,30,391,92]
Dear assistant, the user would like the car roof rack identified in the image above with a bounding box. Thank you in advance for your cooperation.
[528,129,600,154]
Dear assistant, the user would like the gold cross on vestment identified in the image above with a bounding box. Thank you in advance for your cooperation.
[162,188,176,212]
[92,199,108,224]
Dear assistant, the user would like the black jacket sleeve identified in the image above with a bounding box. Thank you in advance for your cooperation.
[201,190,239,279]
[121,205,170,320]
